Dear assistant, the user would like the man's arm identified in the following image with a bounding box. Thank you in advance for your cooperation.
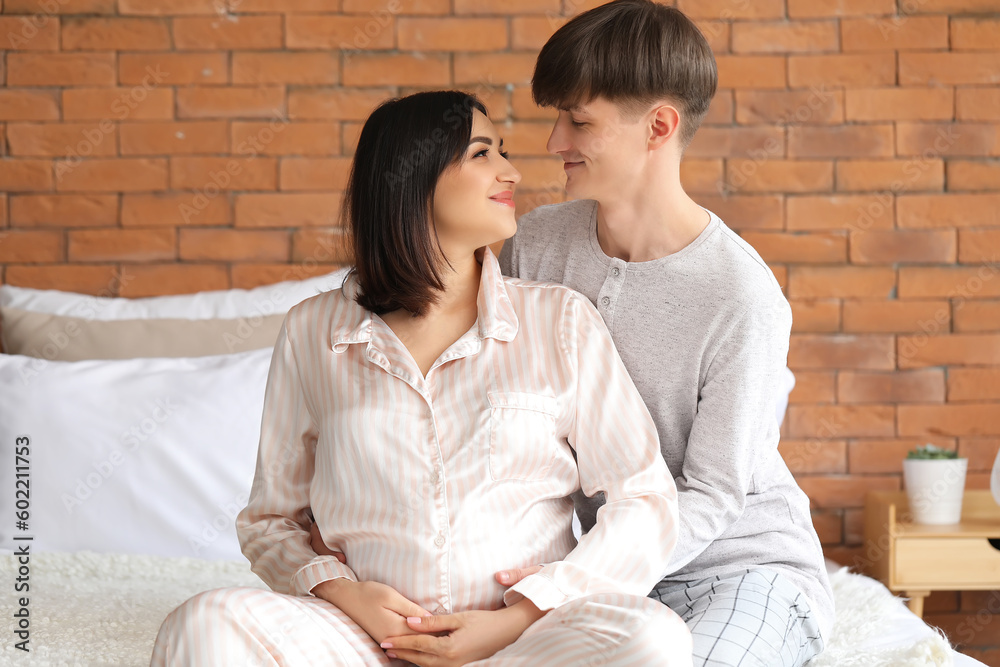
[666,292,792,573]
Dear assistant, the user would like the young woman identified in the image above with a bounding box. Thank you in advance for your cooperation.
[149,91,692,667]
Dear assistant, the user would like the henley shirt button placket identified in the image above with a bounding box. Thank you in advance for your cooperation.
[597,260,626,329]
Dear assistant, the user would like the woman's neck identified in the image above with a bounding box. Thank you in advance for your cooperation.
[427,253,481,318]
[378,252,483,377]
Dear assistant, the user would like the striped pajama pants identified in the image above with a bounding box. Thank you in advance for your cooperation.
[648,568,825,667]
[150,586,693,666]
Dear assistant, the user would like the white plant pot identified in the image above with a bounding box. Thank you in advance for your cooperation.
[903,458,968,524]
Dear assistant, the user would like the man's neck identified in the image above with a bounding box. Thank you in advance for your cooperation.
[594,179,710,263]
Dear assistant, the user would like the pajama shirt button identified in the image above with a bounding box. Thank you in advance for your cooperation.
[430,471,440,484]
[434,535,446,547]
[601,296,610,305]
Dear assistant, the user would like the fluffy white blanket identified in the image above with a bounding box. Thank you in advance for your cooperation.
[805,567,954,667]
[0,554,958,666]
[0,551,265,666]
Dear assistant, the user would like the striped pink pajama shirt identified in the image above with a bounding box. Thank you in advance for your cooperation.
[151,249,692,665]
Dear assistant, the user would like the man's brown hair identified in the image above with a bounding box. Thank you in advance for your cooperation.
[532,0,717,149]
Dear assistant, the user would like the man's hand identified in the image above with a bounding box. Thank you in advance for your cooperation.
[312,579,433,645]
[380,599,548,666]
[493,565,543,587]
[310,520,346,562]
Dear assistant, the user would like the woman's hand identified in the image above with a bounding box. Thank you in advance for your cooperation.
[312,579,433,645]
[380,599,548,666]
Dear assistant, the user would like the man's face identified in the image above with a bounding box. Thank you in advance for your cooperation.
[545,97,648,202]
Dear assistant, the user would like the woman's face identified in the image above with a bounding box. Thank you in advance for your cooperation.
[432,109,521,258]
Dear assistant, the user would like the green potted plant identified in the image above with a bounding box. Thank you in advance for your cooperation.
[903,444,968,524]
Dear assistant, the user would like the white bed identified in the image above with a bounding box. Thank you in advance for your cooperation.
[0,278,987,667]
[0,552,984,666]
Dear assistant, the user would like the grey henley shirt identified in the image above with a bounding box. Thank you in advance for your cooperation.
[499,198,834,641]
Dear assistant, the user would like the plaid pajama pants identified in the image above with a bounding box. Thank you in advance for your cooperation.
[649,568,825,667]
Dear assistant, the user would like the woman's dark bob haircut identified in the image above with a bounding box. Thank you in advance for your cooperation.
[344,90,487,317]
[532,0,717,150]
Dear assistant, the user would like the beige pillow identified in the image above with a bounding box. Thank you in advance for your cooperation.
[0,306,286,361]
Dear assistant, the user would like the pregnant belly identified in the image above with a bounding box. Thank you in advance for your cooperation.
[345,529,577,613]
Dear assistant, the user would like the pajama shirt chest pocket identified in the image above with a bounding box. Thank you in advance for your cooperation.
[487,391,559,482]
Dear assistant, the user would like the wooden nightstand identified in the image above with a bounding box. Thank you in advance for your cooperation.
[864,490,1000,618]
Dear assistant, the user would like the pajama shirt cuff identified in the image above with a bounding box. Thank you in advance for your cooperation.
[502,572,571,612]
[290,555,358,597]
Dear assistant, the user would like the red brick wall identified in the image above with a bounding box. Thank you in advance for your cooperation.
[1,0,998,660]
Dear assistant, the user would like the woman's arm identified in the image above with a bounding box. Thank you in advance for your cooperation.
[237,316,434,645]
[313,578,439,645]
[236,319,358,596]
[504,292,680,610]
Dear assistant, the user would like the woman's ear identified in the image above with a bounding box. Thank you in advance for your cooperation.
[647,104,681,151]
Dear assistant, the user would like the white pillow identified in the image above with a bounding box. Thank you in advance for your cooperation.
[0,269,349,320]
[0,348,271,561]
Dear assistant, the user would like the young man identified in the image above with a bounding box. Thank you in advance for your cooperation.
[493,1,833,665]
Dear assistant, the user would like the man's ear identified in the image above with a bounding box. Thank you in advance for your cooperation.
[647,104,682,151]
